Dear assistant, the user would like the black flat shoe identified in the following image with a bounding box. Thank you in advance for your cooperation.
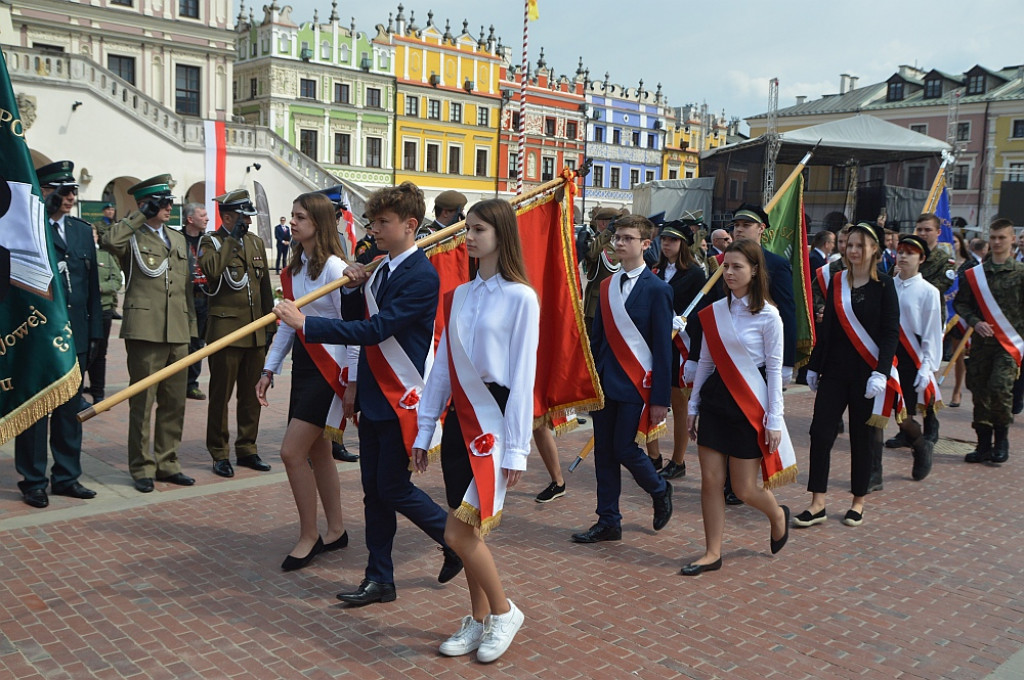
[792,507,827,527]
[52,482,97,499]
[22,489,49,508]
[336,579,396,605]
[156,473,195,486]
[771,505,790,554]
[680,558,723,576]
[323,531,349,551]
[438,546,463,583]
[212,460,234,478]
[281,536,324,571]
[652,482,673,531]
[331,442,359,463]
[659,461,686,480]
[134,478,154,493]
[571,523,622,543]
[724,491,744,506]
[237,454,271,471]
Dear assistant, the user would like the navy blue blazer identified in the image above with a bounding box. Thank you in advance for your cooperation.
[809,248,827,274]
[687,246,797,367]
[303,249,439,421]
[589,268,673,407]
[55,215,102,354]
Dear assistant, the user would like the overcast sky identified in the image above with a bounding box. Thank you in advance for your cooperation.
[271,0,1021,130]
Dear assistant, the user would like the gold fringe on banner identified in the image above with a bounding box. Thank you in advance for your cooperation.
[635,421,668,447]
[453,501,502,537]
[764,464,798,490]
[421,232,467,259]
[323,425,346,445]
[0,363,81,446]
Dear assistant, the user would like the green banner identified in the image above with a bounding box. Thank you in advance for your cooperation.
[0,46,79,444]
[763,175,815,369]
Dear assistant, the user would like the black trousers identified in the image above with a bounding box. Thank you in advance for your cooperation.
[807,374,881,497]
[187,293,209,391]
[86,308,114,398]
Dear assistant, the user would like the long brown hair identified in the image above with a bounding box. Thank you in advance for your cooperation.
[655,232,697,272]
[287,192,347,281]
[723,239,772,314]
[467,198,531,287]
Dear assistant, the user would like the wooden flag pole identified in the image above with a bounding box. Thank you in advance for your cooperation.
[923,156,950,214]
[939,327,973,385]
[943,314,960,337]
[568,437,595,473]
[78,175,571,423]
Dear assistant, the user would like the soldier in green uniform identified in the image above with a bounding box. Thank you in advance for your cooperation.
[14,161,102,507]
[421,189,467,238]
[954,218,1024,464]
[578,206,621,331]
[101,175,197,493]
[86,203,123,403]
[198,190,275,477]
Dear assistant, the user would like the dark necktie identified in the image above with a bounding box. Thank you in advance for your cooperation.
[52,220,61,241]
[620,273,630,291]
[372,262,390,297]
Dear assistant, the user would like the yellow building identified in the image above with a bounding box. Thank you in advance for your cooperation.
[375,8,502,207]
[662,104,728,180]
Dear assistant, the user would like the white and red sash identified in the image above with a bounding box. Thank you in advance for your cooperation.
[815,263,831,297]
[280,270,348,441]
[898,327,941,411]
[600,272,666,444]
[443,287,508,535]
[698,298,797,488]
[673,331,692,389]
[964,264,1024,367]
[361,263,441,457]
[832,272,905,426]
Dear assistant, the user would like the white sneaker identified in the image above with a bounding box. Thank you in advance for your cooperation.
[438,615,484,656]
[476,600,524,663]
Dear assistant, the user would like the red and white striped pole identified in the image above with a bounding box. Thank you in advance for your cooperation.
[516,0,529,195]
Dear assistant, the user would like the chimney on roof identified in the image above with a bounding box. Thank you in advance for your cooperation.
[848,75,859,90]
[839,73,851,95]
[795,95,807,105]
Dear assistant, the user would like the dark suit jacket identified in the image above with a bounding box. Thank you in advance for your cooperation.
[274,224,291,250]
[589,268,673,407]
[56,215,103,354]
[655,263,706,315]
[809,248,827,274]
[687,245,797,367]
[304,249,439,421]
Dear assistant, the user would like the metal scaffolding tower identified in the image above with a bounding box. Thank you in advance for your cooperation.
[762,77,780,206]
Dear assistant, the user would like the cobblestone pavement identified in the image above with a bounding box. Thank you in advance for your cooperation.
[2,320,1023,679]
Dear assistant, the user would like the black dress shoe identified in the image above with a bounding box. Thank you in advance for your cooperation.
[281,536,324,571]
[724,491,744,506]
[52,482,97,499]
[323,531,349,551]
[438,546,464,583]
[571,523,622,543]
[680,557,723,576]
[659,461,686,480]
[771,505,790,555]
[336,579,396,605]
[212,460,235,478]
[134,478,154,493]
[22,489,49,508]
[236,454,271,471]
[652,482,673,531]
[331,442,359,462]
[156,472,195,486]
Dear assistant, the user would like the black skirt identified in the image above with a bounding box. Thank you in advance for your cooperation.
[287,340,336,428]
[696,369,763,459]
[441,383,510,510]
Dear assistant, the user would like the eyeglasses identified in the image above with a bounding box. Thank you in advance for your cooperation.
[56,186,78,196]
[611,235,642,245]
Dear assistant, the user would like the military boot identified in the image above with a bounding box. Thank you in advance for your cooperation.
[911,436,934,481]
[884,430,911,449]
[923,411,940,444]
[965,424,993,463]
[990,426,1010,464]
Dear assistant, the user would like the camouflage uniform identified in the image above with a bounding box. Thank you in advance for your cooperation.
[919,246,956,319]
[953,258,1024,461]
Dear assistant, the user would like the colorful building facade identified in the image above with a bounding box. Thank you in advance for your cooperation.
[661,104,729,180]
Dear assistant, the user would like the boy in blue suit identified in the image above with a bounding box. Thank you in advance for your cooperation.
[572,215,674,543]
[274,182,461,605]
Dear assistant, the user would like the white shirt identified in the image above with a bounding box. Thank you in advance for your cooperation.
[663,262,678,282]
[413,274,540,470]
[50,214,66,242]
[619,263,646,299]
[688,295,785,430]
[264,254,347,375]
[894,273,943,373]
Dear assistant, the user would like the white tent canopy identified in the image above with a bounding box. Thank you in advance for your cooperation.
[702,114,952,166]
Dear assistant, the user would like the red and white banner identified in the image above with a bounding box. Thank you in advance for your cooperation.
[815,263,830,297]
[833,272,905,426]
[964,264,1024,367]
[698,298,797,488]
[203,120,226,232]
[673,331,692,389]
[898,328,941,411]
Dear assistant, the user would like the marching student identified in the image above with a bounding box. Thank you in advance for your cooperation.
[954,218,1024,464]
[890,234,943,481]
[274,182,462,604]
[649,220,707,480]
[682,240,794,575]
[256,192,349,571]
[571,215,674,544]
[798,222,901,528]
[411,198,539,663]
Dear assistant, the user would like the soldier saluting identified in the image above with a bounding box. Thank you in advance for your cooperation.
[101,175,197,493]
[198,190,275,477]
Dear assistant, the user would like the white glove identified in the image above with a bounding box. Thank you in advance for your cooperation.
[683,360,698,385]
[806,370,819,392]
[781,365,793,384]
[672,315,687,333]
[914,368,932,390]
[864,371,887,399]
